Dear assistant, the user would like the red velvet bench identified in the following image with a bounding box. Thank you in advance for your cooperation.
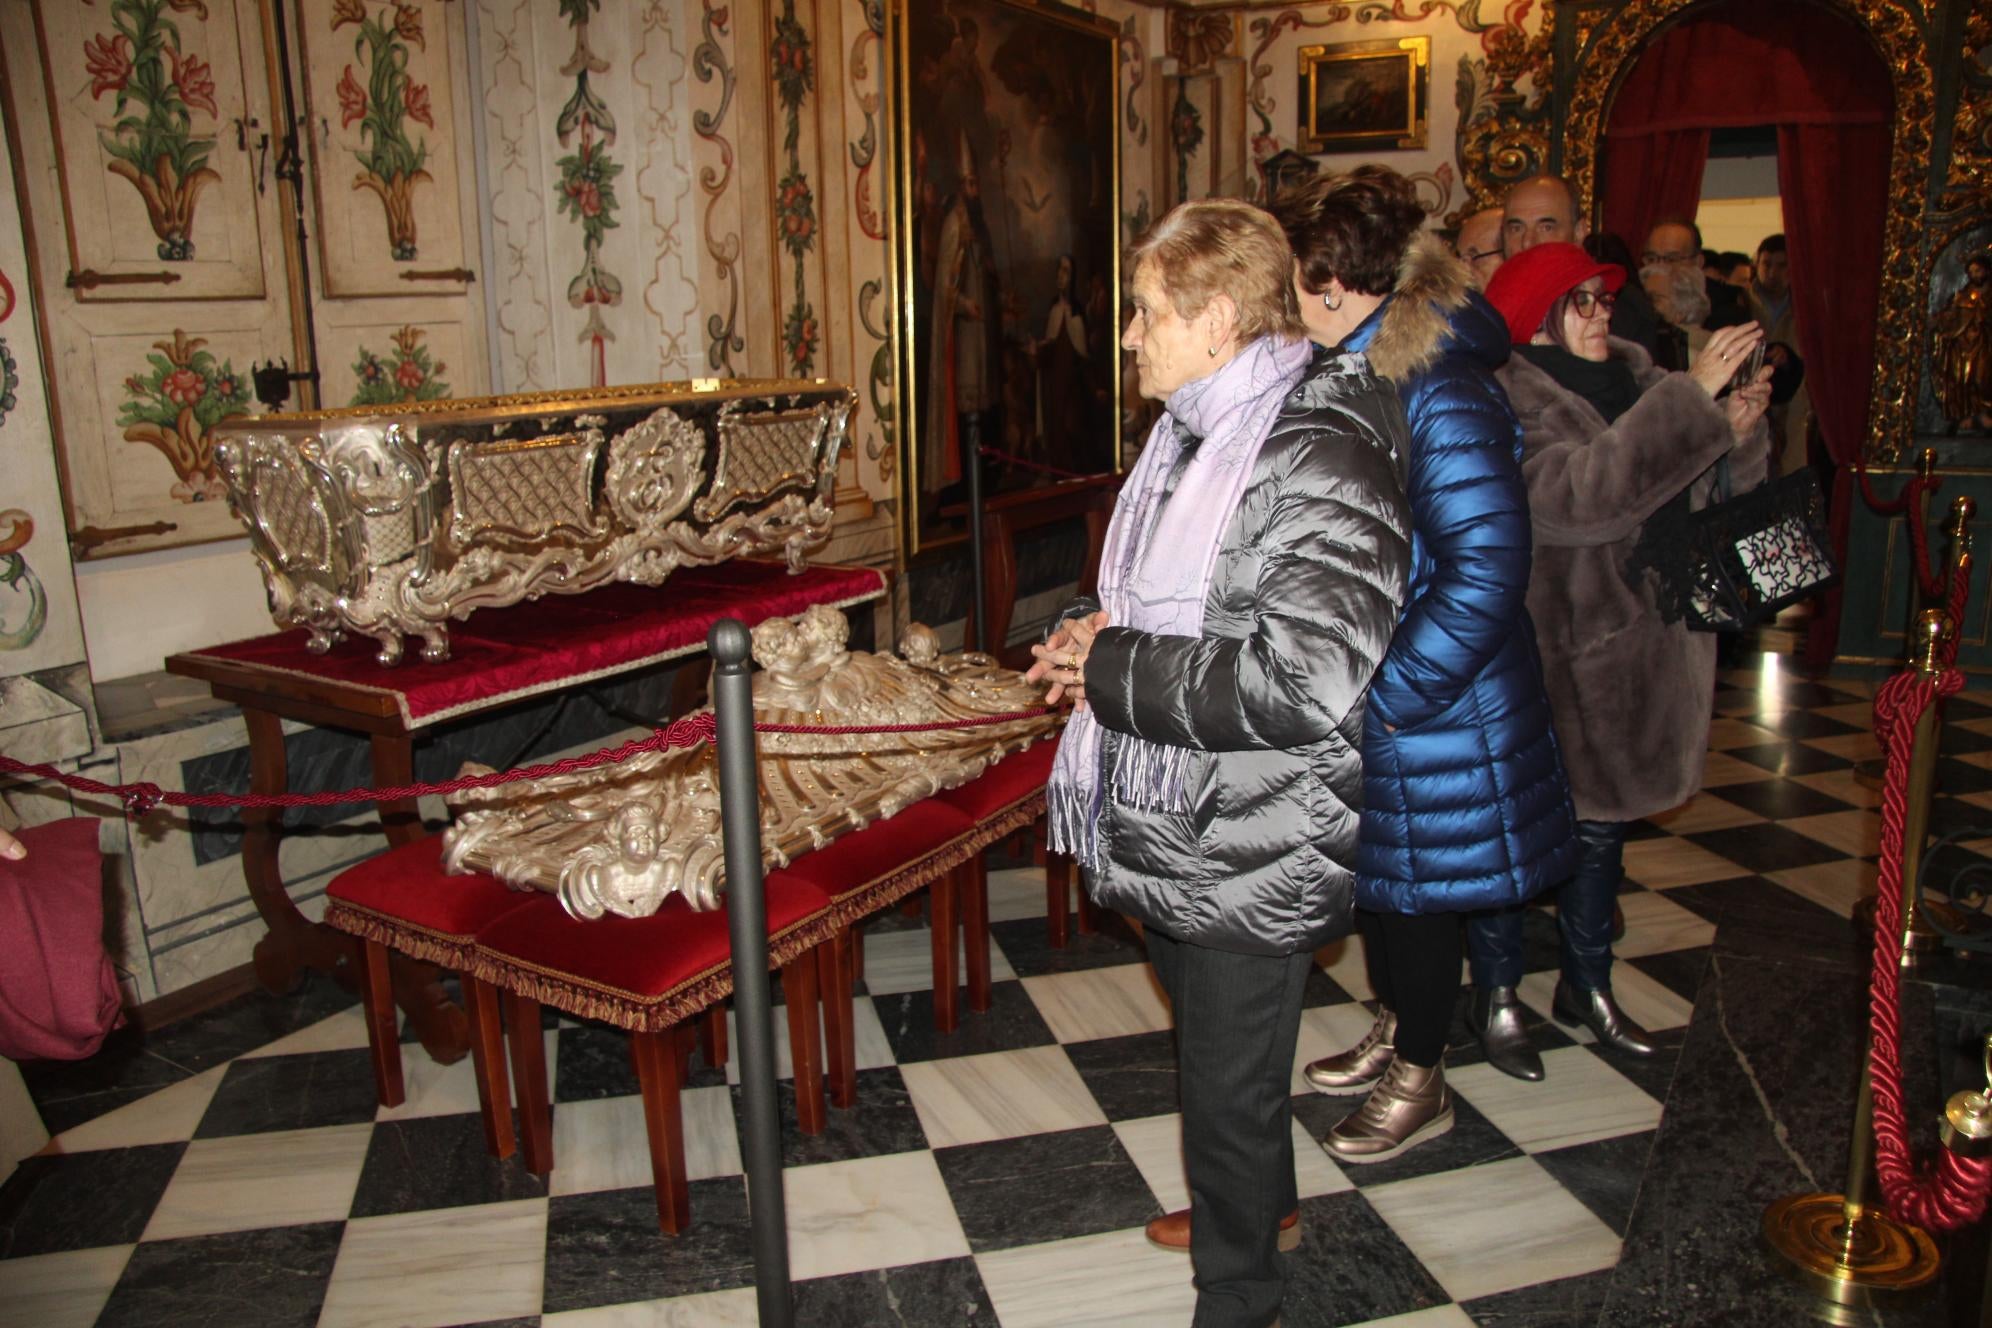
[469,878,839,1233]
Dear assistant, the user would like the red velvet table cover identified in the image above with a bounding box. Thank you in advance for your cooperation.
[186,561,886,728]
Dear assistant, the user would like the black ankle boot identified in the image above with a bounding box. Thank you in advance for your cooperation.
[1469,985,1544,1082]
[1552,979,1658,1056]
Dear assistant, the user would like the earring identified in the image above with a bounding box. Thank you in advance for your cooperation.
[1207,345,1217,357]
[1324,293,1342,311]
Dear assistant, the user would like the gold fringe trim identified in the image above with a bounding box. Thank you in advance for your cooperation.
[323,900,484,971]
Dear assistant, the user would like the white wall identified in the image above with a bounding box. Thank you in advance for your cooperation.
[75,540,274,682]
[1697,154,1782,257]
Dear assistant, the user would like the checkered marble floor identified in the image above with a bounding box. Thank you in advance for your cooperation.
[5,657,1985,1327]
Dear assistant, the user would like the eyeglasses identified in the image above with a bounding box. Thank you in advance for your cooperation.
[1570,289,1617,317]
[1639,250,1697,266]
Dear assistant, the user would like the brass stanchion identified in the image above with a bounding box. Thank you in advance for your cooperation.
[1855,450,1940,794]
[1765,611,1948,1320]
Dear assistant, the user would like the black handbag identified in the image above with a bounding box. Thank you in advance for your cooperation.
[1651,459,1840,632]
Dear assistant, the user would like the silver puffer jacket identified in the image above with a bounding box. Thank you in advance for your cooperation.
[1079,348,1412,956]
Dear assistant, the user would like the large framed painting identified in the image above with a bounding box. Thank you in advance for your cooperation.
[889,0,1121,555]
[1298,36,1430,154]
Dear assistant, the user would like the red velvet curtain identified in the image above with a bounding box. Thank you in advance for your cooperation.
[1597,128,1709,262]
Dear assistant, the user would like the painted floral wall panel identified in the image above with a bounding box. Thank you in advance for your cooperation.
[301,0,472,296]
[472,0,703,392]
[33,0,269,301]
[0,101,89,677]
[315,317,462,406]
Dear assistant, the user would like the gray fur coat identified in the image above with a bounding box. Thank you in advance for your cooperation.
[1498,338,1769,823]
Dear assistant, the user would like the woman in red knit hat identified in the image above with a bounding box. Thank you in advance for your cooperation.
[1470,242,1772,1074]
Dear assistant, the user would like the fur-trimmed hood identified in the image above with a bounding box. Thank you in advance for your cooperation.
[1343,233,1510,384]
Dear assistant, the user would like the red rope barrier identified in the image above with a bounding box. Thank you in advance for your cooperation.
[1942,557,1972,671]
[0,706,1054,819]
[1854,463,1946,602]
[978,446,1092,483]
[1868,667,1992,1230]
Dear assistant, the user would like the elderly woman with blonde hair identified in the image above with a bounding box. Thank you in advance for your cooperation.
[1026,198,1411,1327]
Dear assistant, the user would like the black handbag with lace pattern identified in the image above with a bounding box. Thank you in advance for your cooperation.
[1634,459,1840,632]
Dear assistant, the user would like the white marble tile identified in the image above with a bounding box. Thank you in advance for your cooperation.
[1113,1111,1350,1216]
[1619,836,1748,889]
[1766,861,1876,921]
[976,1226,1198,1327]
[0,1243,132,1328]
[549,1084,740,1197]
[989,866,1054,923]
[724,994,892,1085]
[1363,1154,1621,1302]
[1783,809,1881,857]
[1345,1308,1479,1328]
[379,1028,558,1123]
[858,924,1016,996]
[1704,717,1781,750]
[1608,890,1717,959]
[1021,965,1172,1043]
[543,1288,760,1326]
[1450,1046,1662,1152]
[1314,935,1375,1001]
[1699,751,1786,786]
[143,1122,374,1240]
[318,1197,548,1328]
[1291,1002,1392,1097]
[783,1151,970,1281]
[1643,793,1764,835]
[900,1044,1105,1148]
[1515,965,1693,1040]
[240,1007,372,1059]
[52,1065,226,1153]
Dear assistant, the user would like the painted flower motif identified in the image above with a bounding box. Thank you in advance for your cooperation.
[162,367,205,406]
[791,317,817,369]
[574,181,603,217]
[402,80,434,129]
[336,66,367,129]
[331,0,367,29]
[395,358,425,391]
[1250,133,1278,163]
[83,33,134,99]
[358,354,385,384]
[393,4,425,49]
[168,48,218,119]
[213,374,236,399]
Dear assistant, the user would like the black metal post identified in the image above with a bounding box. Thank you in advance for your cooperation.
[966,415,988,654]
[707,619,792,1328]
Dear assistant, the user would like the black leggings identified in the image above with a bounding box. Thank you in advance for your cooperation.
[1356,909,1462,1069]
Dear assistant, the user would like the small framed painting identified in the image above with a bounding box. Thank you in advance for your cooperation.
[1298,36,1429,154]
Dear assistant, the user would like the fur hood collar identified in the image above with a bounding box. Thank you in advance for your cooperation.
[1344,233,1509,383]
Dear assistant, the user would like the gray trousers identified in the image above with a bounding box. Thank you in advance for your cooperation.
[1145,926,1313,1328]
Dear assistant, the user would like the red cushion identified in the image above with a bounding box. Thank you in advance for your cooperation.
[932,741,1056,821]
[770,801,977,902]
[474,874,833,999]
[326,835,535,940]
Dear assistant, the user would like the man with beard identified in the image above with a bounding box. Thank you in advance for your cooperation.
[923,134,1005,510]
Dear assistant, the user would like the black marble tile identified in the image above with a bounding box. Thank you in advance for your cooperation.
[1936,755,1992,797]
[1941,695,1992,722]
[1703,774,1854,821]
[1622,817,1672,841]
[735,1067,930,1167]
[1926,794,1992,843]
[932,1124,1158,1253]
[1277,1189,1452,1326]
[1683,823,1848,874]
[1622,945,1712,1006]
[1758,708,1862,740]
[543,1178,755,1310]
[1290,1087,1521,1188]
[1302,962,1358,1009]
[1064,1029,1179,1122]
[348,1112,549,1218]
[21,973,359,1136]
[988,913,1146,977]
[192,1048,382,1138]
[1939,721,1992,755]
[446,1320,540,1328]
[552,1023,640,1103]
[791,1256,998,1324]
[1570,1025,1688,1108]
[1725,740,1855,776]
[1532,1129,1657,1237]
[1461,1266,1617,1326]
[0,1142,186,1259]
[1444,993,1579,1071]
[1664,875,1866,971]
[872,979,1057,1064]
[95,1221,345,1328]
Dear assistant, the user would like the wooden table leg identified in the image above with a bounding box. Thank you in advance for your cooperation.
[931,871,960,1033]
[368,733,470,1066]
[781,960,826,1137]
[817,930,856,1108]
[462,976,516,1161]
[359,940,404,1109]
[632,1029,692,1235]
[240,708,329,997]
[503,991,553,1175]
[962,855,991,1013]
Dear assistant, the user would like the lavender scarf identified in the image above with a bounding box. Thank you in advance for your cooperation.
[1048,334,1314,869]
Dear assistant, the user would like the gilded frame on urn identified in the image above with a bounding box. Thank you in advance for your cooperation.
[886,0,1123,558]
[1556,0,1935,463]
[1298,37,1430,154]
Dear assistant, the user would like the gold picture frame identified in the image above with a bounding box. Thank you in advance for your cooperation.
[1299,37,1430,154]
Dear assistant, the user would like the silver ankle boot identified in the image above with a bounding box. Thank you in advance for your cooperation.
[1552,979,1658,1056]
[1470,985,1544,1082]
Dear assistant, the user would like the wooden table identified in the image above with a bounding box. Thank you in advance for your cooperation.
[166,561,888,1064]
[945,474,1120,669]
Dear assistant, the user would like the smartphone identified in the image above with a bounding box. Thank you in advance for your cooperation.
[1725,340,1767,396]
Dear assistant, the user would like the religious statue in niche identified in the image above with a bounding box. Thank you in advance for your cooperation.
[1933,251,1992,434]
[82,0,221,260]
[349,325,450,406]
[118,330,251,502]
[331,0,434,260]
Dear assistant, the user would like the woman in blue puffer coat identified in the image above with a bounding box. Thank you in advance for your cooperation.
[1272,167,1577,1163]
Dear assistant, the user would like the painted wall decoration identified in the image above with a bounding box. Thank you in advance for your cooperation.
[33,0,267,300]
[555,0,622,385]
[693,0,744,376]
[349,324,450,405]
[772,0,818,378]
[303,0,471,296]
[890,0,1122,555]
[116,330,251,502]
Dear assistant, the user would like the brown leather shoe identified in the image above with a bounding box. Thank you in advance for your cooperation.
[1321,1055,1454,1164]
[1303,1006,1396,1094]
[1143,1205,1302,1254]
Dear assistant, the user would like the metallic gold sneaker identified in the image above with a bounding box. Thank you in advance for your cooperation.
[1321,1056,1454,1164]
[1302,1006,1397,1094]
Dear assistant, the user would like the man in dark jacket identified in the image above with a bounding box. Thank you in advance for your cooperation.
[1643,218,1753,331]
